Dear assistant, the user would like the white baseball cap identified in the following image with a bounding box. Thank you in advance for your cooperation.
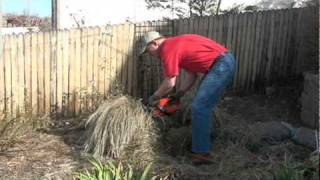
[140,31,162,55]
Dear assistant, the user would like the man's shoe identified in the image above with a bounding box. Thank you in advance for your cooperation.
[191,152,214,165]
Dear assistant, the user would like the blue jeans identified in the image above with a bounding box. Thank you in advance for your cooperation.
[191,52,236,153]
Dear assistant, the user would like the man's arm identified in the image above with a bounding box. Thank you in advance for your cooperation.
[153,76,176,98]
[178,71,197,92]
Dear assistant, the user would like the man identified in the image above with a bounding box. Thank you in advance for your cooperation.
[140,31,236,164]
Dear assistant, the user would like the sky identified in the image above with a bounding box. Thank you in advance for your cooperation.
[2,0,258,17]
[3,0,51,17]
[2,0,257,27]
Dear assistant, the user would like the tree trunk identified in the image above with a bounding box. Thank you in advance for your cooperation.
[188,0,192,17]
[216,0,222,15]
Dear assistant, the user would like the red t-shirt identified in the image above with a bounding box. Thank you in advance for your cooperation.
[159,34,228,77]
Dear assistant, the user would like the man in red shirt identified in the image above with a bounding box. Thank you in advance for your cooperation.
[141,31,236,165]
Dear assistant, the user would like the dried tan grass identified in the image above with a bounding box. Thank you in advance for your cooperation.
[83,96,162,162]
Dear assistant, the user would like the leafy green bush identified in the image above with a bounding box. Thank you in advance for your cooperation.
[75,158,152,180]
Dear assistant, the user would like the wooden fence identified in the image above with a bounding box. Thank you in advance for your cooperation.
[137,7,316,99]
[0,25,137,118]
[0,7,316,118]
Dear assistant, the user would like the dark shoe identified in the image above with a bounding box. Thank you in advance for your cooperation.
[191,152,214,165]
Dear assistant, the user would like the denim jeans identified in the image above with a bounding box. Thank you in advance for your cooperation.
[191,52,236,153]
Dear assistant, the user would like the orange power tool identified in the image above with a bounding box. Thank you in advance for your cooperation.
[152,97,182,119]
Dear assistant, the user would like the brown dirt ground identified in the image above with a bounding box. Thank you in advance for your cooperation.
[0,85,317,180]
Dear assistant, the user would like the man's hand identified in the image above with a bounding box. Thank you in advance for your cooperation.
[148,94,160,106]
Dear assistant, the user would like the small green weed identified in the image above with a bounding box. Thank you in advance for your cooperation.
[273,160,302,180]
[75,158,152,180]
[273,154,319,180]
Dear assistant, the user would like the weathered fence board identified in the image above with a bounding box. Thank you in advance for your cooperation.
[44,32,51,114]
[0,37,5,117]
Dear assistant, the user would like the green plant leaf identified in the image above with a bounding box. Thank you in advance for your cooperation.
[89,158,103,173]
[140,163,152,180]
[115,161,123,180]
[107,161,116,175]
[127,165,133,180]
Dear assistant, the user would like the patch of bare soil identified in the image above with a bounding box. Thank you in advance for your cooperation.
[0,118,90,180]
[0,87,316,180]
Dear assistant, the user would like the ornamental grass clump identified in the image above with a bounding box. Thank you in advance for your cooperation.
[83,96,161,162]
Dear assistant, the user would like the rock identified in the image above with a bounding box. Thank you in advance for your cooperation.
[291,127,318,150]
[249,121,291,143]
[246,121,291,152]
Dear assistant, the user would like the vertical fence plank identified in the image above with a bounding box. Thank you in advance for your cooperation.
[44,32,51,114]
[4,36,10,116]
[251,12,263,89]
[50,31,57,115]
[256,11,268,86]
[221,14,228,46]
[275,10,286,79]
[24,34,31,114]
[56,30,63,115]
[121,24,128,92]
[212,15,218,41]
[282,9,293,77]
[245,13,256,90]
[251,12,259,90]
[243,13,251,90]
[91,27,100,109]
[198,16,207,36]
[292,9,303,74]
[80,28,88,112]
[270,10,280,82]
[189,18,195,34]
[31,33,38,115]
[111,25,118,88]
[115,25,123,87]
[100,27,107,98]
[231,14,239,88]
[74,29,81,115]
[86,28,94,111]
[68,29,75,115]
[207,16,214,40]
[126,24,134,95]
[4,36,12,116]
[11,35,18,117]
[97,26,105,98]
[37,32,45,114]
[62,30,70,116]
[279,10,288,79]
[235,13,244,89]
[17,34,25,115]
[244,13,253,90]
[132,24,139,97]
[240,13,249,90]
[265,11,276,84]
[182,18,189,34]
[217,15,223,43]
[226,14,233,50]
[0,36,5,117]
[104,26,112,97]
